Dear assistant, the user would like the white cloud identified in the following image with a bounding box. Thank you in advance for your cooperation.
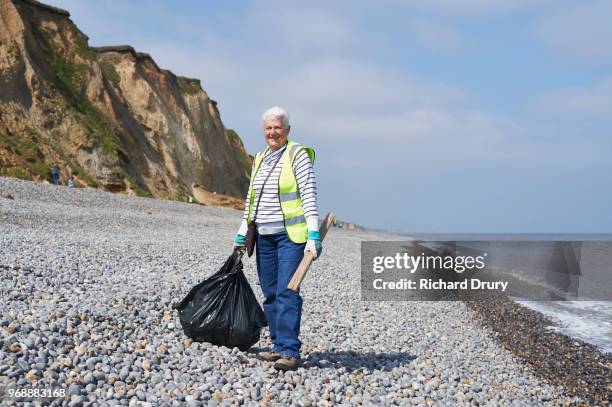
[530,76,612,117]
[536,0,612,63]
[290,104,505,142]
[244,5,356,53]
[407,19,465,50]
[273,57,468,112]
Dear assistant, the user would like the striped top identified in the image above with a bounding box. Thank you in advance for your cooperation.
[241,143,319,235]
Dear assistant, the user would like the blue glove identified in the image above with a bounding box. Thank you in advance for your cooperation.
[308,231,321,240]
[234,233,246,247]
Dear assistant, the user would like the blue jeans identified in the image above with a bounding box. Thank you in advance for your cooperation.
[256,232,305,358]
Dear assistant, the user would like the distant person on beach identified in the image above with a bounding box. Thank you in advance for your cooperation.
[67,175,75,188]
[233,106,321,371]
[52,163,59,185]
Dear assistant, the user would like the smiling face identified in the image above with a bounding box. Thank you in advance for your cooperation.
[263,117,290,151]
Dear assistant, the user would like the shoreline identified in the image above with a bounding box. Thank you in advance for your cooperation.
[467,299,611,406]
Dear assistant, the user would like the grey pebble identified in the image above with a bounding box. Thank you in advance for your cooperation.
[69,395,84,407]
[119,366,129,380]
[68,384,83,396]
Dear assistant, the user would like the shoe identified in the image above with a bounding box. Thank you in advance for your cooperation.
[258,351,282,362]
[273,357,301,371]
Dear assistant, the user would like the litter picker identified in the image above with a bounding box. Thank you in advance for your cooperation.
[287,212,335,292]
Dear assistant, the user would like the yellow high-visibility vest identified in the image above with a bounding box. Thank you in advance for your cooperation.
[247,140,315,243]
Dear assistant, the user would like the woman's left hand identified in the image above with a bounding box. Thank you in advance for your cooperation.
[305,239,322,259]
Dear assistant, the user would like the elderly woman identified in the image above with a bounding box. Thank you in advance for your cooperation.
[234,106,322,371]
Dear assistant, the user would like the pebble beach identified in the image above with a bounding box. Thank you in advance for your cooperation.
[0,177,598,406]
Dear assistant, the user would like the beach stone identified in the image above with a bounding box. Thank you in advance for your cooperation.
[9,343,23,353]
[68,384,83,396]
[25,370,39,381]
[119,367,129,381]
[69,395,84,407]
[82,372,94,385]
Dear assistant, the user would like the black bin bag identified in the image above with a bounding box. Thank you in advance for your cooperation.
[175,249,267,351]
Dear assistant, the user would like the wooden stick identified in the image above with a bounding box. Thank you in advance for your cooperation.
[287,212,335,291]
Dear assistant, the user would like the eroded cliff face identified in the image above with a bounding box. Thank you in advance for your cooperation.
[0,0,251,201]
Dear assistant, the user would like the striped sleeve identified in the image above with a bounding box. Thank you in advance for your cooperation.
[293,149,319,232]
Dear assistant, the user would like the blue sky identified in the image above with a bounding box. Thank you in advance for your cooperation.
[49,0,612,233]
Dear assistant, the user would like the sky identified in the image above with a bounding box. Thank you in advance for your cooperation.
[48,0,612,233]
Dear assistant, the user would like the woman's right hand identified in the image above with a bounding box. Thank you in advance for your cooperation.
[233,233,246,250]
[233,220,248,250]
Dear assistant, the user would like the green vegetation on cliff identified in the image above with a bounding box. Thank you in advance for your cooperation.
[100,62,121,87]
[0,133,40,161]
[50,55,123,155]
[0,132,49,180]
[124,173,152,198]
[176,76,202,95]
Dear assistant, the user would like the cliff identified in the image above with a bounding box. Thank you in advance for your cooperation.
[0,0,251,201]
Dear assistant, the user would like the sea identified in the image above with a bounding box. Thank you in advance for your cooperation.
[392,233,612,354]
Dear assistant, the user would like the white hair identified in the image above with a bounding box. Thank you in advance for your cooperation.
[262,106,290,129]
